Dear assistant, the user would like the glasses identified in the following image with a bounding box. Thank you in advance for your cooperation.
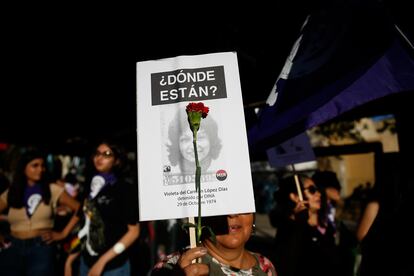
[94,150,114,159]
[304,185,319,195]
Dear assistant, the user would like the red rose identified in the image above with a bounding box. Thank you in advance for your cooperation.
[186,102,209,118]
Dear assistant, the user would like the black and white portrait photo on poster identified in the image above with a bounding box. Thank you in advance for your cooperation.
[160,102,225,186]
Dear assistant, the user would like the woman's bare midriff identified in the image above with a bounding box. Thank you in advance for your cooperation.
[11,228,51,240]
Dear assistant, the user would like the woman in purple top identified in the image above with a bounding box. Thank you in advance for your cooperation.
[0,148,80,276]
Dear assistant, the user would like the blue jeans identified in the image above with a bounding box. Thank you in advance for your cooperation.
[80,256,131,276]
[0,236,54,276]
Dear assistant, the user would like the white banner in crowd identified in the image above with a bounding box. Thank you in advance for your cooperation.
[137,52,255,221]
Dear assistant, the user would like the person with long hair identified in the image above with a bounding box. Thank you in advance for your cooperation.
[65,140,140,276]
[270,174,341,276]
[0,148,80,275]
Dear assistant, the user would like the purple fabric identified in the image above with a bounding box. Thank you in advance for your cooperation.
[247,1,414,152]
[97,172,117,186]
[266,132,315,167]
[88,172,117,199]
[248,39,414,152]
[24,184,43,218]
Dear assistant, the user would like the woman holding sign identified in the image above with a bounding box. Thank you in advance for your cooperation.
[270,174,341,276]
[0,148,80,276]
[152,213,277,275]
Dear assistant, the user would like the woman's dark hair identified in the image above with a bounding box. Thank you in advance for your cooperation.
[274,174,308,217]
[8,148,51,208]
[311,171,339,224]
[98,139,127,177]
[274,173,328,226]
[167,108,222,166]
[81,139,129,199]
[84,139,128,180]
[312,170,341,191]
[0,172,10,194]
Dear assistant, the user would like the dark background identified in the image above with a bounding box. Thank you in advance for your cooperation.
[1,0,412,155]
[1,2,413,272]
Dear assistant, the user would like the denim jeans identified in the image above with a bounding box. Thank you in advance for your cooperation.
[80,256,131,276]
[0,236,54,276]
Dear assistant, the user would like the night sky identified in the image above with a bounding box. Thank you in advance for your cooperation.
[1,0,412,154]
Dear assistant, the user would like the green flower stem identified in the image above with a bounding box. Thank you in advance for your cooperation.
[193,130,202,245]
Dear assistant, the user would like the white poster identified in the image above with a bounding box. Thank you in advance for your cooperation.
[137,52,255,221]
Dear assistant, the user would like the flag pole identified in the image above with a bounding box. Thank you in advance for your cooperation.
[291,164,303,201]
[394,24,414,50]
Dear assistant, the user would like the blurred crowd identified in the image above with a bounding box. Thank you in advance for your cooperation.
[0,144,400,275]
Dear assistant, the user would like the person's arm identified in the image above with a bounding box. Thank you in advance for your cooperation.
[0,190,8,214]
[356,201,379,242]
[0,191,8,246]
[88,223,140,276]
[64,252,80,276]
[42,191,80,243]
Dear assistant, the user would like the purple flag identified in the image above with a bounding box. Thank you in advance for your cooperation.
[248,0,414,152]
[266,132,315,167]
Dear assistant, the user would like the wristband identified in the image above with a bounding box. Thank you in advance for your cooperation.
[113,242,125,254]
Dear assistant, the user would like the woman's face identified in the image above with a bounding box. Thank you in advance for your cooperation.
[215,213,254,250]
[93,144,116,173]
[303,178,321,211]
[25,158,45,185]
[179,128,211,162]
